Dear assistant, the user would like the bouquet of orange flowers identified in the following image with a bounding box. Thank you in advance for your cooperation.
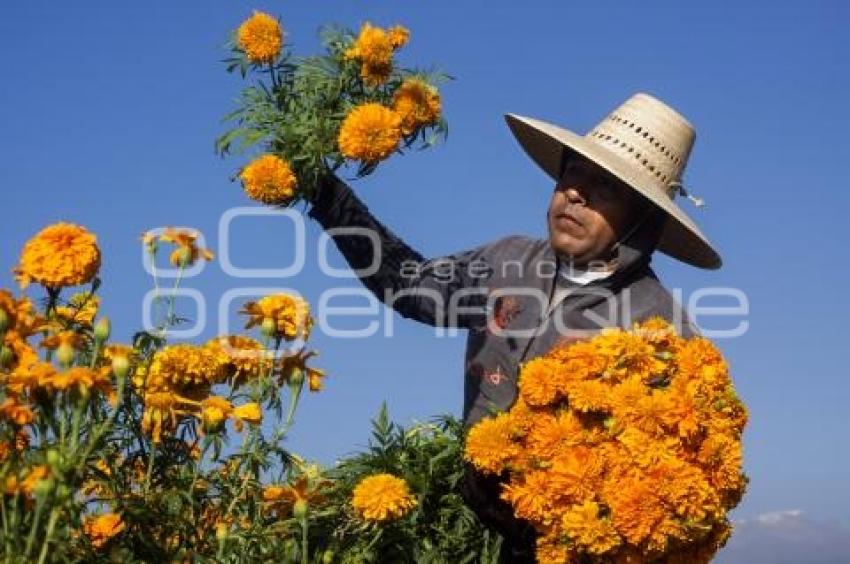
[463,318,748,563]
[217,11,450,207]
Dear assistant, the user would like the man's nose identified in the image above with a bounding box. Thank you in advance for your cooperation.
[564,186,587,206]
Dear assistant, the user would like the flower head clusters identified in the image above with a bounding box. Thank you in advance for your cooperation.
[463,318,748,563]
[221,15,446,206]
[14,222,100,289]
[344,22,410,87]
[237,11,283,64]
[351,473,418,522]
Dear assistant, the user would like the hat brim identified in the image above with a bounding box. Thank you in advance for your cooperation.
[505,113,722,270]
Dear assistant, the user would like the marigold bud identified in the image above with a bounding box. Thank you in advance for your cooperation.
[94,316,111,342]
[0,345,12,369]
[112,355,130,380]
[261,317,277,338]
[0,308,9,333]
[288,367,304,389]
[215,522,228,542]
[56,343,75,367]
[293,498,309,520]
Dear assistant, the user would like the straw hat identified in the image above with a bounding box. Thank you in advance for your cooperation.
[505,92,721,269]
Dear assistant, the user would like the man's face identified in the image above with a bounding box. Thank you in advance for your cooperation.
[547,155,638,265]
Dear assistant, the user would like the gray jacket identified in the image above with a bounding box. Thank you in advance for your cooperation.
[307,173,697,431]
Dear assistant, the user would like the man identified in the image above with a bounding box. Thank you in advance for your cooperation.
[307,92,720,562]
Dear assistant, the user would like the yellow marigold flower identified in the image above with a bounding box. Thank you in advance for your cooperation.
[237,10,283,64]
[547,446,604,501]
[239,154,297,204]
[4,342,44,393]
[240,293,313,341]
[344,22,397,86]
[141,390,199,444]
[337,102,402,162]
[392,78,441,135]
[0,290,19,330]
[518,357,563,407]
[14,222,101,289]
[39,330,86,352]
[535,532,574,564]
[605,474,666,546]
[500,470,557,523]
[561,501,621,555]
[200,396,233,432]
[463,412,519,475]
[55,293,99,327]
[83,512,125,549]
[526,411,584,460]
[135,343,226,394]
[205,335,265,386]
[263,474,333,518]
[0,397,35,426]
[48,366,116,403]
[159,228,214,268]
[565,379,612,413]
[232,402,262,431]
[278,348,326,391]
[351,473,417,522]
[387,25,410,49]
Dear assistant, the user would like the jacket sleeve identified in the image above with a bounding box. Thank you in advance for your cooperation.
[307,173,494,328]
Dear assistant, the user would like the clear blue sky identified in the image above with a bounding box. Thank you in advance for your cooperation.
[2,1,848,559]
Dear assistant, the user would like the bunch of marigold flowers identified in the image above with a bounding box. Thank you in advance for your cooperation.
[0,221,336,560]
[218,11,450,207]
[463,318,749,563]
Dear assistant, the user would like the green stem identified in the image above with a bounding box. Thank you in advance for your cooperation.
[69,396,86,453]
[160,264,185,340]
[281,379,303,437]
[144,441,157,497]
[300,517,308,564]
[36,507,59,564]
[76,374,125,473]
[23,498,43,559]
[1,498,11,564]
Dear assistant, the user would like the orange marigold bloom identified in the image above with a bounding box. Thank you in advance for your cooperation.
[83,513,125,549]
[351,473,417,522]
[500,470,557,523]
[232,402,262,431]
[239,154,297,204]
[392,77,441,135]
[15,222,101,289]
[205,335,265,386]
[200,396,232,432]
[518,357,564,407]
[338,102,402,162]
[135,343,226,394]
[344,22,407,86]
[0,397,35,426]
[55,293,99,328]
[278,348,326,391]
[263,474,333,518]
[237,11,283,64]
[560,500,621,555]
[463,412,520,475]
[387,25,410,49]
[46,366,117,404]
[240,293,313,341]
[39,330,86,352]
[141,390,198,444]
[159,228,214,268]
[565,378,612,413]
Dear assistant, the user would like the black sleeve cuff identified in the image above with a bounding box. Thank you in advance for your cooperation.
[307,173,354,223]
